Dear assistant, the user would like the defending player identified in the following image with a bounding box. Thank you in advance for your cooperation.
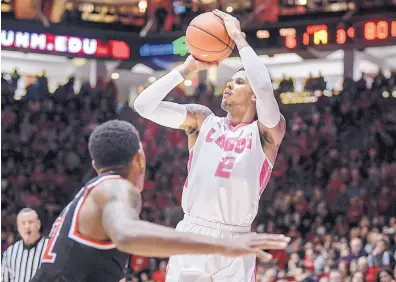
[30,120,289,282]
[134,10,286,282]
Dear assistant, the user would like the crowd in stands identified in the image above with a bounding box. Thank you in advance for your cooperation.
[1,70,396,282]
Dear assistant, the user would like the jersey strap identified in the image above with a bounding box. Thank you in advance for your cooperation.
[68,175,122,249]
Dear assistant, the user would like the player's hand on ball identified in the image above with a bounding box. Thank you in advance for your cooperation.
[213,9,243,40]
[178,55,218,75]
[223,233,290,262]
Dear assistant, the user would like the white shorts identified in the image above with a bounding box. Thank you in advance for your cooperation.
[166,215,256,282]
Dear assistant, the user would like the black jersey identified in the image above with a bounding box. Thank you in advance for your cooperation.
[31,175,129,282]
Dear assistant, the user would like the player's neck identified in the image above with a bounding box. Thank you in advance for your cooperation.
[98,167,128,178]
[226,112,255,126]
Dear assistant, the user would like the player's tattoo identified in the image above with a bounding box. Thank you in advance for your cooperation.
[185,126,199,136]
[183,104,213,135]
[260,131,273,146]
[259,115,286,148]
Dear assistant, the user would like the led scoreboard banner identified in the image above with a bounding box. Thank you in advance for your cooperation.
[1,18,395,63]
[1,30,131,60]
[250,19,396,50]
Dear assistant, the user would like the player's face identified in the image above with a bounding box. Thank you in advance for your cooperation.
[221,71,255,111]
[17,211,41,244]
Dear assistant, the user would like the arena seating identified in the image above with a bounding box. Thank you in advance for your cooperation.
[1,71,395,282]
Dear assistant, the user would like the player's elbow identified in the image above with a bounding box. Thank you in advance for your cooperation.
[112,233,134,252]
[109,223,150,254]
[132,97,148,117]
[110,229,140,253]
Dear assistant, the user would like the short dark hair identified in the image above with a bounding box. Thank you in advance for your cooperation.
[18,208,39,219]
[88,120,140,169]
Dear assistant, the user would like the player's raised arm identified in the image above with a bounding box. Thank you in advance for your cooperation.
[133,56,215,132]
[93,178,290,259]
[213,10,286,146]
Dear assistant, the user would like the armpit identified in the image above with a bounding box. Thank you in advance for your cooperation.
[258,115,286,149]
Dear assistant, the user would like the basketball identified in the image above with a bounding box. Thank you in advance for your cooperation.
[186,12,235,63]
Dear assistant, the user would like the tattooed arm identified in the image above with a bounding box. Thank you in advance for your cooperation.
[180,104,213,149]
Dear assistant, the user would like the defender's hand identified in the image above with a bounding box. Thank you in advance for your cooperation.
[222,233,290,262]
[213,9,243,40]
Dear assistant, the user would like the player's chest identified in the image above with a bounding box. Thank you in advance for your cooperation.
[201,125,254,155]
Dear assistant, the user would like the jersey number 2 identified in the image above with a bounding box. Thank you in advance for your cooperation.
[215,157,236,178]
[41,206,70,263]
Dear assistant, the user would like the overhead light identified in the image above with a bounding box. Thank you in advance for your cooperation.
[184,80,192,87]
[138,0,147,12]
[72,58,87,66]
[226,6,233,13]
[382,91,389,98]
[148,76,156,83]
[111,73,120,80]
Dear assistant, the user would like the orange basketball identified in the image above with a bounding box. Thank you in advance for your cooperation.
[186,12,235,63]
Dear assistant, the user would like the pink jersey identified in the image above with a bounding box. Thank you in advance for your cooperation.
[181,114,273,226]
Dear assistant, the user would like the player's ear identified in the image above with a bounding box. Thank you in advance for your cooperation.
[92,160,99,173]
[134,149,146,173]
[130,144,146,173]
[130,147,146,191]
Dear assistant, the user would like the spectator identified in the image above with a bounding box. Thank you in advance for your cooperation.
[154,1,169,32]
[372,70,387,90]
[357,73,367,92]
[352,272,365,282]
[351,238,368,259]
[376,269,395,282]
[328,270,343,282]
[368,239,395,268]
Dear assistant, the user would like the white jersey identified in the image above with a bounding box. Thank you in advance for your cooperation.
[181,114,273,227]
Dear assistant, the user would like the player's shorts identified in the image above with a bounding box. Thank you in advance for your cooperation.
[166,214,256,282]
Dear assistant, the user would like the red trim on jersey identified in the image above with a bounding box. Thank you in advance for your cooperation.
[69,175,122,248]
[223,117,256,132]
[259,159,272,196]
[254,266,257,282]
[183,151,194,189]
[41,206,71,263]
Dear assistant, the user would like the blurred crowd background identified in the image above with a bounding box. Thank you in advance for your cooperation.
[1,69,396,282]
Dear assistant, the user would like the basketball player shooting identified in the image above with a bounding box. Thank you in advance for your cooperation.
[30,120,289,282]
[134,10,286,282]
